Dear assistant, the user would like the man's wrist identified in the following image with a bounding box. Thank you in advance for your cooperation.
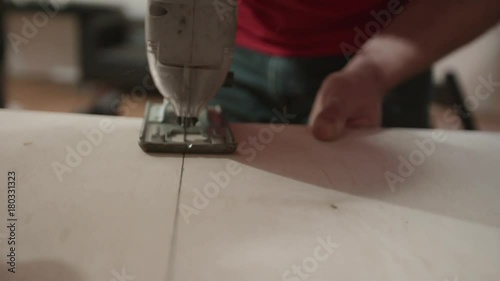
[342,54,391,99]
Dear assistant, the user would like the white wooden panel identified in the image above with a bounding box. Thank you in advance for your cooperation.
[1,110,499,281]
[0,110,181,281]
[173,125,500,281]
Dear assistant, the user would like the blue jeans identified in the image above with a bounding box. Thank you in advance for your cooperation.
[210,46,433,128]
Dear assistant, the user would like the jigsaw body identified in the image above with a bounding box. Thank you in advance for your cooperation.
[140,0,238,153]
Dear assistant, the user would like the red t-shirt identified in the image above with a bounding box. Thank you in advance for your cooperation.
[236,0,403,57]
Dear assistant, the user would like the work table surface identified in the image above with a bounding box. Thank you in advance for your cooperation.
[0,109,499,281]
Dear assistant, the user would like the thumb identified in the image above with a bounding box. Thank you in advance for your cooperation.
[310,99,348,141]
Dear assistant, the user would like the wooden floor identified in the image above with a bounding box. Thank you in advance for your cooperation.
[4,77,163,117]
[4,77,500,131]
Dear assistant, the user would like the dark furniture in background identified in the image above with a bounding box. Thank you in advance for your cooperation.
[3,1,158,114]
[80,7,154,115]
[434,72,477,130]
[81,8,149,92]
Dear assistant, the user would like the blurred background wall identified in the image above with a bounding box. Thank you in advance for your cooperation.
[2,0,500,128]
[434,24,500,113]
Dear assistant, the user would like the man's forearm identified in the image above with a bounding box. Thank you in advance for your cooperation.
[345,0,500,92]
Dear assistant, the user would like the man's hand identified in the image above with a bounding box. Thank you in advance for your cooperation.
[309,66,388,141]
[309,0,499,141]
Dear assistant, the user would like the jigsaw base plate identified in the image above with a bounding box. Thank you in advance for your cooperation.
[139,102,237,154]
